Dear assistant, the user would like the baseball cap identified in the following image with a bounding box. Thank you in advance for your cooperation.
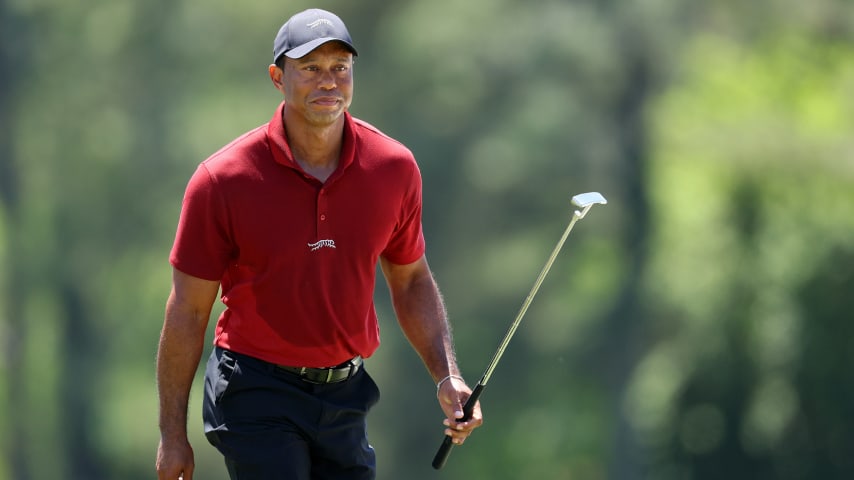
[273,9,358,63]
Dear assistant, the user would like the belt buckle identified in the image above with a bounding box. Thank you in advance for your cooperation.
[344,356,361,381]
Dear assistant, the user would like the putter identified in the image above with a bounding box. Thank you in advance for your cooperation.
[431,192,607,470]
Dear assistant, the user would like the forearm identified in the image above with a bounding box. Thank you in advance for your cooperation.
[391,269,459,382]
[156,297,209,440]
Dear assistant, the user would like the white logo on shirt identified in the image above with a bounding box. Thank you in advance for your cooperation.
[308,239,336,251]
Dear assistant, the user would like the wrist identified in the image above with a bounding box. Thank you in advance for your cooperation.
[159,423,189,443]
[436,374,465,397]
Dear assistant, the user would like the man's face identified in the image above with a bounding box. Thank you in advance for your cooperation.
[279,42,354,127]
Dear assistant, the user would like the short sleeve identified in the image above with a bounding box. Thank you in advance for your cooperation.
[381,163,426,265]
[169,164,234,280]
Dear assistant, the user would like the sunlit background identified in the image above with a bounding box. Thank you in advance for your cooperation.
[1,0,853,478]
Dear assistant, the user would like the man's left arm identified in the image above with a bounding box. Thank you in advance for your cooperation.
[380,255,483,445]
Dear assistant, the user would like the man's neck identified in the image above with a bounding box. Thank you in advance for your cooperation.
[284,114,345,182]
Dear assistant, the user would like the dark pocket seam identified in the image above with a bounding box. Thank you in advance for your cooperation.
[214,351,239,404]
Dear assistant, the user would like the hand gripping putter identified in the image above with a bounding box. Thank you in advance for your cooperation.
[432,192,607,470]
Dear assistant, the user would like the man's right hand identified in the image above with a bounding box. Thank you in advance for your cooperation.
[156,438,195,480]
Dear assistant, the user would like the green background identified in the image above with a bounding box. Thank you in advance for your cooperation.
[2,0,853,478]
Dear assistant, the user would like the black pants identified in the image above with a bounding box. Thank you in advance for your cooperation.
[203,347,380,479]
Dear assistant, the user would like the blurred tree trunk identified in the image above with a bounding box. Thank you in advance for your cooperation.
[0,1,18,209]
[51,0,181,476]
[593,20,656,480]
[1,0,27,477]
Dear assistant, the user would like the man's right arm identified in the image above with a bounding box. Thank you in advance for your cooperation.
[156,268,220,480]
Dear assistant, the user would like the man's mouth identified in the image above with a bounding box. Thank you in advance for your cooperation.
[311,96,342,107]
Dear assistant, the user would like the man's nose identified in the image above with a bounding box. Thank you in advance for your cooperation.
[318,69,336,89]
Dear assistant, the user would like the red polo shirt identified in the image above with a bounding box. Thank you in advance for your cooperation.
[170,102,425,367]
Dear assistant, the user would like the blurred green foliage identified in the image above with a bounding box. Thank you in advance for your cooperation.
[1,0,853,479]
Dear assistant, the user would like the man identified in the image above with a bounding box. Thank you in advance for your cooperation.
[155,8,482,480]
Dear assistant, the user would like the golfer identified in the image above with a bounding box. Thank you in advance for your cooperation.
[155,8,482,480]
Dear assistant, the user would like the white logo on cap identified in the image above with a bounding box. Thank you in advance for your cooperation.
[307,19,334,29]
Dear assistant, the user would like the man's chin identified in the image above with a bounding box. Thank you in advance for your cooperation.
[305,109,346,126]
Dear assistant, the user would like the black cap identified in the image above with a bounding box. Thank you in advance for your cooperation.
[273,9,357,63]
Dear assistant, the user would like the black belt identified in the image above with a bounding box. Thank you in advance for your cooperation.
[276,356,363,384]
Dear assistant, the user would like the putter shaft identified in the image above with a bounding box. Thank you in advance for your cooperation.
[431,192,606,470]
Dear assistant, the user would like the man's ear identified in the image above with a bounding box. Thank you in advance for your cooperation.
[269,64,285,93]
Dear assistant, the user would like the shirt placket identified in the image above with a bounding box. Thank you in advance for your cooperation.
[316,186,330,240]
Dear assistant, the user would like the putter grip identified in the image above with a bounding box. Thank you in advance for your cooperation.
[431,383,484,469]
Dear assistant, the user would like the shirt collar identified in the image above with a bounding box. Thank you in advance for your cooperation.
[266,101,356,177]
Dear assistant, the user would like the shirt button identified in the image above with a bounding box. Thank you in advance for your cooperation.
[320,214,327,221]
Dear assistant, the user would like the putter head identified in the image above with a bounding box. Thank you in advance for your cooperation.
[572,192,607,208]
[571,192,607,219]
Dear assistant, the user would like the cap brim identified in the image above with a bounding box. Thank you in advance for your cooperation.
[284,38,358,59]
